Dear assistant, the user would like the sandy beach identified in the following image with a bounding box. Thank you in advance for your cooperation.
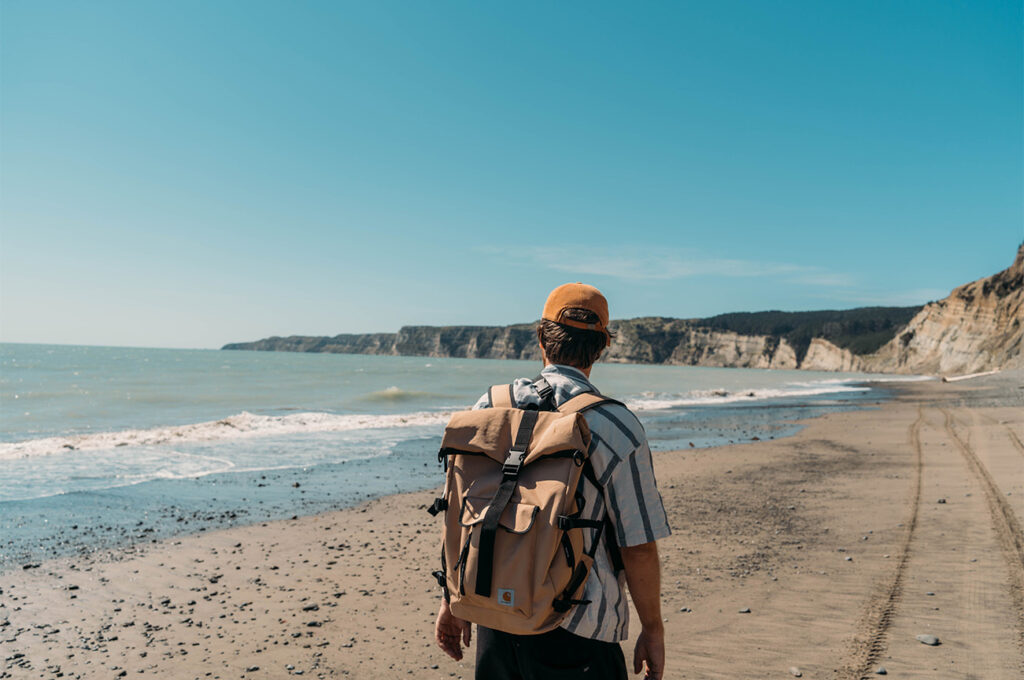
[2,374,1022,680]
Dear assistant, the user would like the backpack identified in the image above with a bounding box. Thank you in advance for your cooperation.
[428,376,624,635]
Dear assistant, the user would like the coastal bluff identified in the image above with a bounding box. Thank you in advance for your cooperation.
[222,313,916,372]
[866,243,1024,375]
[223,245,1023,375]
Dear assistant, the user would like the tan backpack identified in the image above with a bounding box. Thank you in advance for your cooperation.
[428,378,623,635]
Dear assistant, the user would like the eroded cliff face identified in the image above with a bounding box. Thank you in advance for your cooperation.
[224,320,806,368]
[222,333,397,354]
[223,247,1022,375]
[600,318,793,368]
[800,338,866,372]
[864,245,1023,375]
[393,325,541,361]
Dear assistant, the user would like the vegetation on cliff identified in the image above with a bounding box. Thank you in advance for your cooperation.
[695,307,922,360]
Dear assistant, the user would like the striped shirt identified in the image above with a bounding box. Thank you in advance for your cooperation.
[472,364,671,642]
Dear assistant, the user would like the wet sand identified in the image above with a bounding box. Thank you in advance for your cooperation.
[2,374,1022,679]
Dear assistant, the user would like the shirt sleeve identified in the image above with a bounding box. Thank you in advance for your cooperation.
[603,438,672,548]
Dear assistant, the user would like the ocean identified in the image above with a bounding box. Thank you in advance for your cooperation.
[0,343,924,569]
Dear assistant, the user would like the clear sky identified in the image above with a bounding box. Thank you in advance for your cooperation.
[1,1,1021,349]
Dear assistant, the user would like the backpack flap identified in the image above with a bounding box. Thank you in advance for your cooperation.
[440,407,590,465]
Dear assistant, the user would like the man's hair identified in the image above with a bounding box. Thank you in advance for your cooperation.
[537,308,613,369]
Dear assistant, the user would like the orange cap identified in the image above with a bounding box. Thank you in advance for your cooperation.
[542,283,611,343]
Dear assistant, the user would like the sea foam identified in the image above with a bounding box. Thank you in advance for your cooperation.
[0,410,453,461]
[624,383,871,411]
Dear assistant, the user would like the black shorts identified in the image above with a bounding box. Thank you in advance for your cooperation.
[475,625,627,680]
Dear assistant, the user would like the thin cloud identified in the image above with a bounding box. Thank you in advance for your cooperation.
[498,246,849,285]
[788,272,857,287]
[814,288,950,307]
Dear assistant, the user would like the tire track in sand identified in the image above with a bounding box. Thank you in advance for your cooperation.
[941,407,1024,657]
[976,410,1024,459]
[845,407,925,680]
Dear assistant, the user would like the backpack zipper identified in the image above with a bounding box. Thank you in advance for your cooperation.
[455,533,472,595]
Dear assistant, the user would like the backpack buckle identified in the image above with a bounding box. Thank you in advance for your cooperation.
[502,449,526,478]
[427,497,448,516]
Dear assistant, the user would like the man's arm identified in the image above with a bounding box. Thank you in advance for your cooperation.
[620,541,664,680]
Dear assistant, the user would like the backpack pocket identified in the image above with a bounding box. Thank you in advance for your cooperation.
[456,495,539,619]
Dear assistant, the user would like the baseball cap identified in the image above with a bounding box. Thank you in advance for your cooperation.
[542,283,611,343]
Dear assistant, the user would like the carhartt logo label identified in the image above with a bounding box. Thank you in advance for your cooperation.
[497,589,515,607]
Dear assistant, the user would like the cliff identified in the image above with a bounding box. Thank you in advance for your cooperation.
[222,325,544,361]
[222,246,1023,375]
[599,318,798,368]
[222,314,908,372]
[863,244,1023,375]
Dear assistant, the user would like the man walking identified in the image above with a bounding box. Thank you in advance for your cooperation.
[435,283,671,680]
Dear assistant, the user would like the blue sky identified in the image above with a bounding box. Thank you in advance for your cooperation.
[1,1,1021,349]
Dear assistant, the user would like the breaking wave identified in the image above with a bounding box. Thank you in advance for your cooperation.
[624,382,872,411]
[0,410,452,461]
[360,386,450,403]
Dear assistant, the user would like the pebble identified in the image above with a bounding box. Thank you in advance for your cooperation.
[926,591,935,596]
[845,556,853,561]
[679,607,691,613]
[789,667,802,677]
[916,634,940,646]
[875,667,887,675]
[937,498,947,504]
[246,666,260,672]
[738,608,751,614]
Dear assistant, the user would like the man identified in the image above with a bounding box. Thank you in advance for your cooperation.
[435,282,671,680]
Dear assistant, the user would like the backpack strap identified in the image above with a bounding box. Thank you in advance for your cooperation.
[550,393,629,613]
[489,378,557,411]
[488,383,515,409]
[474,408,539,597]
[580,461,626,573]
[566,393,628,572]
[557,391,624,414]
[532,375,556,411]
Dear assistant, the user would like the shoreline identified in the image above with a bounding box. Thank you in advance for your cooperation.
[2,373,1022,678]
[1,383,890,572]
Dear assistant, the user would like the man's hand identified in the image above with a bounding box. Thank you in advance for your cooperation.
[633,624,665,679]
[434,600,472,661]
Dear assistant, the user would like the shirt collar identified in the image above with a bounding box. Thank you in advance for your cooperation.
[541,363,590,381]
